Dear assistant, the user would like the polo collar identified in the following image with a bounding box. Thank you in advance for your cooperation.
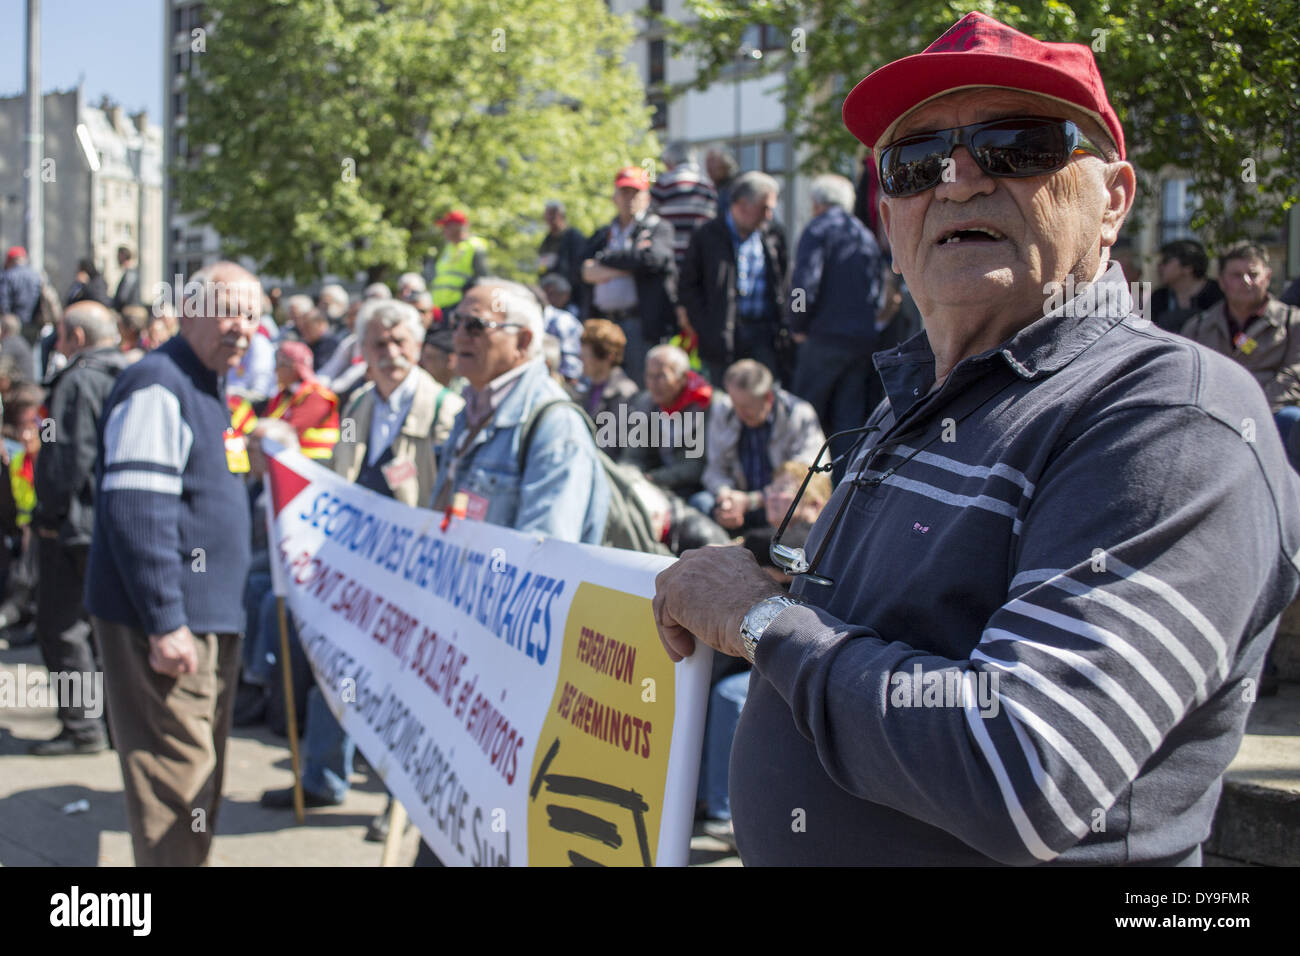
[874,260,1133,417]
[162,334,219,394]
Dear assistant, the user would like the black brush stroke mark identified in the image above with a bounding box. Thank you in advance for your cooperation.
[546,805,622,849]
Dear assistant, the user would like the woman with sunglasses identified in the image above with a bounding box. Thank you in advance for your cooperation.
[652,11,1300,869]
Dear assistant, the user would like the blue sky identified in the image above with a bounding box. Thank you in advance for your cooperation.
[0,0,163,119]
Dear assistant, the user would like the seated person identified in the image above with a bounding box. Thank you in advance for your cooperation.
[577,319,639,458]
[622,344,712,498]
[696,359,825,531]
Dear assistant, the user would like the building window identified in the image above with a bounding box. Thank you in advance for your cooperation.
[648,39,665,86]
[174,50,189,77]
[96,221,106,243]
[763,138,788,174]
[738,142,760,173]
[648,95,667,132]
[647,0,663,12]
[1160,178,1198,245]
[173,91,186,117]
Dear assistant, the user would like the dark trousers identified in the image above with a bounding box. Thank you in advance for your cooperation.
[96,617,241,866]
[36,537,105,740]
[706,320,780,385]
[792,337,876,483]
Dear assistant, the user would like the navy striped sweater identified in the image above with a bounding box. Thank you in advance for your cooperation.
[85,335,251,635]
[732,262,1300,865]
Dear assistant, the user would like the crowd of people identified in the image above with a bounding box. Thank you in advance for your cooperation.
[1,41,1299,864]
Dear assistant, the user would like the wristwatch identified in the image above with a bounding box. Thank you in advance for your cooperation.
[739,594,802,663]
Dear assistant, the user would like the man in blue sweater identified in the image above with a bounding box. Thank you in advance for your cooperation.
[653,13,1300,865]
[86,261,259,866]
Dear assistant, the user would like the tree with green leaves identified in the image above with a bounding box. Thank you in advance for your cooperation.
[664,0,1298,248]
[178,0,659,282]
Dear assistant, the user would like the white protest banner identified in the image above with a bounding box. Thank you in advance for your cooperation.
[262,441,711,866]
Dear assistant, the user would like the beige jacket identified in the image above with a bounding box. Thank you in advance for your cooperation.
[330,366,464,507]
[1181,298,1300,412]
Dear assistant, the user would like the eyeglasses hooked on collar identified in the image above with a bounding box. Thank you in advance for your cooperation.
[878,115,1107,199]
[769,422,882,587]
[449,310,521,336]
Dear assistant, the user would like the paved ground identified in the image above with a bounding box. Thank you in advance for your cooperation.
[0,637,738,866]
[12,629,1290,868]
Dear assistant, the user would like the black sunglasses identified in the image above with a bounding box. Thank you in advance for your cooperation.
[449,310,520,336]
[878,116,1106,199]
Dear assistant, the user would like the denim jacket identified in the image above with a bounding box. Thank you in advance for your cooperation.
[430,358,609,544]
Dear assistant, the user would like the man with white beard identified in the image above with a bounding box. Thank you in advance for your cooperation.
[261,299,459,811]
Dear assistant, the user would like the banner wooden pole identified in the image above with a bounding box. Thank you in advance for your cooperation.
[380,799,408,867]
[276,596,305,824]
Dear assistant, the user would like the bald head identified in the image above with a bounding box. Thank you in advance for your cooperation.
[59,301,120,357]
[183,260,262,372]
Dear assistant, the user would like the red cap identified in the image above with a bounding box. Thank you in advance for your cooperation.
[843,12,1124,159]
[436,210,468,226]
[5,246,27,263]
[614,166,650,191]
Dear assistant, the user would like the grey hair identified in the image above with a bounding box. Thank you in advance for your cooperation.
[809,173,855,211]
[730,170,780,206]
[662,141,696,168]
[63,303,121,347]
[186,261,263,321]
[542,334,562,374]
[355,299,424,347]
[647,343,690,377]
[544,199,565,215]
[475,277,544,360]
[285,294,315,319]
[396,272,426,293]
[363,282,392,300]
[706,147,739,179]
[413,290,433,310]
[722,358,773,399]
[318,283,348,308]
[539,273,571,296]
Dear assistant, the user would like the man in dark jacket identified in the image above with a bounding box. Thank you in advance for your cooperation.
[0,247,43,329]
[788,173,886,471]
[110,245,141,313]
[581,166,677,387]
[29,301,130,754]
[679,171,788,384]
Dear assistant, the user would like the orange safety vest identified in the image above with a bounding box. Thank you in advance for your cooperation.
[264,380,341,460]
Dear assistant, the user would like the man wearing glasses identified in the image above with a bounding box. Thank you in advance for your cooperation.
[431,278,608,544]
[653,12,1300,866]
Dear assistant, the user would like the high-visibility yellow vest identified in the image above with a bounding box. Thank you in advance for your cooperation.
[432,236,487,309]
[229,395,258,436]
[10,451,34,527]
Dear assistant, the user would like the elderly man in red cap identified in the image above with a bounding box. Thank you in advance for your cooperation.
[581,166,677,388]
[431,209,488,312]
[653,12,1300,866]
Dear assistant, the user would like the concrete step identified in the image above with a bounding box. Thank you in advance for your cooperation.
[1203,681,1300,866]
